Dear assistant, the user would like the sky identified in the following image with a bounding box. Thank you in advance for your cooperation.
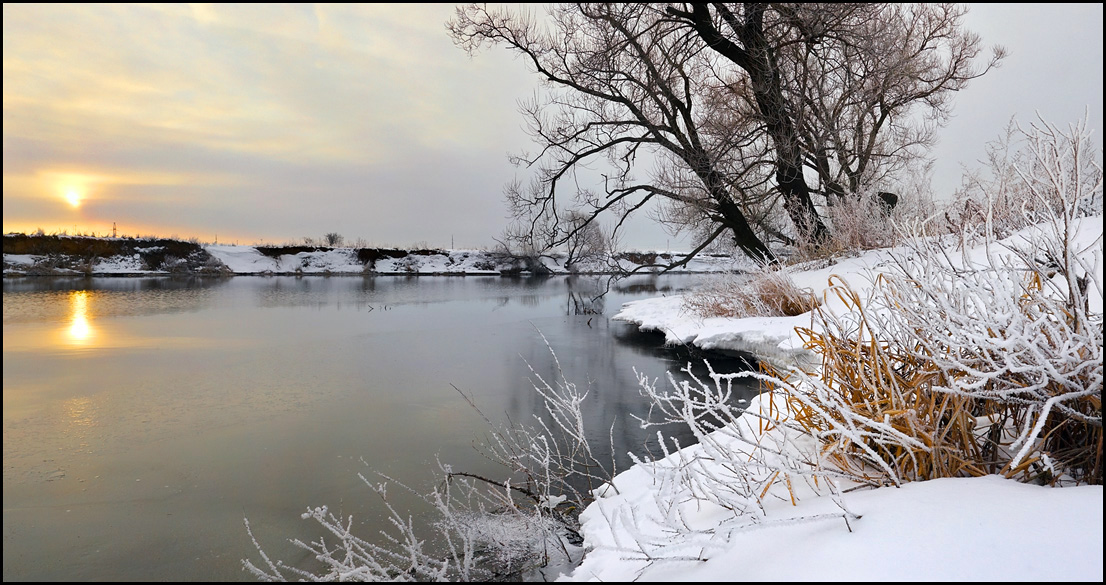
[3,3,1102,250]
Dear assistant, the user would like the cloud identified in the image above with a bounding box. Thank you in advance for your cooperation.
[10,4,1090,247]
[3,4,538,242]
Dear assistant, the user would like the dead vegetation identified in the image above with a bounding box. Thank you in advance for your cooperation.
[683,265,821,319]
[3,233,223,274]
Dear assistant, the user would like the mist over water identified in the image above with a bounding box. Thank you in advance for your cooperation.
[3,275,756,581]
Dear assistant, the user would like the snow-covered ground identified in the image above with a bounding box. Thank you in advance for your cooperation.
[613,216,1105,368]
[202,246,752,275]
[565,216,1104,582]
[569,461,1101,581]
[2,243,751,276]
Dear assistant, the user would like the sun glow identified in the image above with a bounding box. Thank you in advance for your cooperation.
[65,190,82,208]
[66,291,95,345]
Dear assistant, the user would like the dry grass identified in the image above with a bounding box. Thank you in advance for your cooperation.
[762,274,1101,486]
[684,266,820,319]
[772,277,991,483]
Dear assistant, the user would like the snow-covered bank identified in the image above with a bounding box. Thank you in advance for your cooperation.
[568,215,1104,582]
[612,247,909,369]
[614,216,1104,367]
[569,468,1102,581]
[2,234,751,276]
[201,245,750,276]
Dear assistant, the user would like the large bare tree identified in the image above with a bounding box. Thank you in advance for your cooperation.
[669,3,1004,209]
[449,3,1003,266]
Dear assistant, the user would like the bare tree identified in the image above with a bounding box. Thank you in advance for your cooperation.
[449,3,1002,265]
[562,210,609,271]
[674,4,1002,204]
[451,4,779,265]
[324,232,344,247]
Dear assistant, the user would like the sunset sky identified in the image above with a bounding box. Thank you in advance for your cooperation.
[3,4,1102,249]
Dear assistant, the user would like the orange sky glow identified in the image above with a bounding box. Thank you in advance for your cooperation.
[3,4,1102,249]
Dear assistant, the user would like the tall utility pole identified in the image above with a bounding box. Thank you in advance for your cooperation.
[112,222,117,238]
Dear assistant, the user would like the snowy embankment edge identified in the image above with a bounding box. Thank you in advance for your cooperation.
[570,216,1104,582]
[610,246,907,368]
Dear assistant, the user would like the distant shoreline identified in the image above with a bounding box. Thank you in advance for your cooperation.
[3,233,748,277]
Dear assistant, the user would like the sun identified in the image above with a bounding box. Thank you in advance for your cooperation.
[65,190,82,208]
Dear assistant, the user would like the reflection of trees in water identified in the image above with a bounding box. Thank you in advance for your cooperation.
[499,318,759,489]
[567,290,603,315]
[566,276,605,315]
[611,276,676,295]
[255,276,485,310]
[3,275,228,295]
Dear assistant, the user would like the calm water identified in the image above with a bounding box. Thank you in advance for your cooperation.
[2,275,756,581]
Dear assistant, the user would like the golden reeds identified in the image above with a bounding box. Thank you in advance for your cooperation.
[761,274,1102,486]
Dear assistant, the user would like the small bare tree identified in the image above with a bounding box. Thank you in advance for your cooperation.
[562,211,609,271]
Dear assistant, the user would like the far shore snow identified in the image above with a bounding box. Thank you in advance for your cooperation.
[3,241,753,277]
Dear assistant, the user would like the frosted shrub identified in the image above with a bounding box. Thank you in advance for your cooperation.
[244,466,579,581]
[764,113,1103,485]
[948,113,1103,242]
[877,117,1101,483]
[824,192,901,251]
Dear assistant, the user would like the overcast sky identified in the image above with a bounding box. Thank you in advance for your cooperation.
[3,4,1102,249]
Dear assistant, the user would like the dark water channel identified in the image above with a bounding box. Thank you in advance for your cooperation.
[2,274,757,581]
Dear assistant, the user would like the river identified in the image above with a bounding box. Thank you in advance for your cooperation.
[2,274,756,581]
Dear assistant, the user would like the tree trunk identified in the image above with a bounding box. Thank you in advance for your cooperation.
[694,162,777,264]
[681,3,830,244]
[718,196,777,264]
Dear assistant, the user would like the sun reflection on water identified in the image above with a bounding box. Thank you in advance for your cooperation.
[66,290,95,346]
[63,395,97,429]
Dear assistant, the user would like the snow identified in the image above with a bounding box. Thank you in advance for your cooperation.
[3,254,36,266]
[3,244,752,276]
[571,472,1101,582]
[614,216,1104,367]
[91,252,153,274]
[568,215,1104,582]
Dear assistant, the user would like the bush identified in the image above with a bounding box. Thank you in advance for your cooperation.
[762,114,1103,486]
[683,264,820,319]
[824,192,900,251]
[945,113,1103,242]
[770,226,1101,485]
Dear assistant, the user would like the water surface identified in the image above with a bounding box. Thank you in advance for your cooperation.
[2,274,756,581]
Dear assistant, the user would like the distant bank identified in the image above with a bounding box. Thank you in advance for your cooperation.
[3,233,747,277]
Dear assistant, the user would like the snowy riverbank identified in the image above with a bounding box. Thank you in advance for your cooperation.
[2,234,750,276]
[565,216,1104,582]
[200,245,750,276]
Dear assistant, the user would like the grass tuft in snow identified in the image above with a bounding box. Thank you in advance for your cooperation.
[683,264,820,319]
